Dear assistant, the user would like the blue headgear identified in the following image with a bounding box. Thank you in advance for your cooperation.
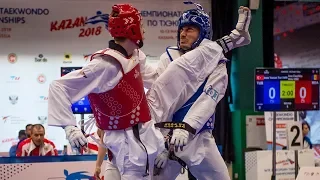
[177,1,211,50]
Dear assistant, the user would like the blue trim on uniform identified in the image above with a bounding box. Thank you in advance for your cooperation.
[218,59,229,64]
[0,155,108,164]
[217,145,223,155]
[165,46,180,62]
[304,136,313,149]
[173,78,208,123]
[172,78,215,134]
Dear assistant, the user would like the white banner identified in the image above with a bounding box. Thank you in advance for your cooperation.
[264,112,295,150]
[245,149,315,180]
[297,167,320,180]
[0,0,211,152]
[246,115,267,150]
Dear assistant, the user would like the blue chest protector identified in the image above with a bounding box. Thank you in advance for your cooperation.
[166,47,215,134]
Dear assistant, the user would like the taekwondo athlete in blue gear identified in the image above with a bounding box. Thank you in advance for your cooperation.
[153,2,252,180]
[166,1,218,134]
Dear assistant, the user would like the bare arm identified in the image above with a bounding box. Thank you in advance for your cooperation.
[96,130,107,168]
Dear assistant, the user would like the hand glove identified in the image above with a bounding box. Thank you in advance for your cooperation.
[217,6,251,53]
[155,149,169,169]
[236,6,251,32]
[170,129,189,152]
[64,126,87,148]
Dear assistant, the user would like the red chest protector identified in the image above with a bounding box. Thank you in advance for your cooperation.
[88,49,151,130]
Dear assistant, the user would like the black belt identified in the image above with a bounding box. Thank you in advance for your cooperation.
[132,124,150,177]
[153,130,188,177]
[154,122,196,135]
[168,150,187,168]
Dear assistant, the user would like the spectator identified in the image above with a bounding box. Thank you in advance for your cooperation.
[15,124,33,156]
[302,121,313,149]
[25,124,32,138]
[9,130,26,157]
[16,124,58,156]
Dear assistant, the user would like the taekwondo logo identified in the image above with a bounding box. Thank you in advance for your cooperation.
[8,53,17,64]
[38,116,47,124]
[8,75,20,83]
[204,85,219,102]
[2,116,11,123]
[37,74,46,84]
[47,169,96,180]
[9,95,18,105]
[35,54,48,62]
[85,11,109,28]
[39,96,49,101]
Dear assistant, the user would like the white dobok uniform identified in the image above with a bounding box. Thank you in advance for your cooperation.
[153,47,230,180]
[48,39,225,179]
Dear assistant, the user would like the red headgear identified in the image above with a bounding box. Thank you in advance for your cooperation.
[108,4,144,48]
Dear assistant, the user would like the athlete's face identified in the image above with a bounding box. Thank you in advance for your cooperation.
[179,25,200,50]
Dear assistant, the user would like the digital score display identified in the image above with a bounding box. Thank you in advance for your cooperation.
[255,68,320,111]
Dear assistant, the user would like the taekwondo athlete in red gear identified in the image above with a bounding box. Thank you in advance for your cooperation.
[48,2,248,179]
[153,2,252,180]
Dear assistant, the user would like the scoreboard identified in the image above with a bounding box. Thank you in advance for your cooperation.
[255,68,320,111]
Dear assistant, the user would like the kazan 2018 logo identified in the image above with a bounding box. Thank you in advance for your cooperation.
[50,11,109,38]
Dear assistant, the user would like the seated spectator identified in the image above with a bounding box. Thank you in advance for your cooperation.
[25,124,32,138]
[15,124,33,154]
[9,130,26,157]
[16,124,57,156]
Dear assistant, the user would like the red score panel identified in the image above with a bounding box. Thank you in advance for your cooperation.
[295,81,312,104]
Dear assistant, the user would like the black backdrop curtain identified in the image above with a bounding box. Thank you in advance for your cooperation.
[263,0,274,67]
[211,0,235,163]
